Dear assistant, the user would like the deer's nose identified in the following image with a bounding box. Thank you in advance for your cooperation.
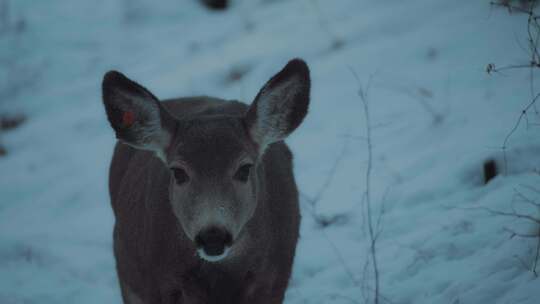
[195,226,233,257]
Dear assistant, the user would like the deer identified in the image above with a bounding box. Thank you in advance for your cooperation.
[101,58,310,304]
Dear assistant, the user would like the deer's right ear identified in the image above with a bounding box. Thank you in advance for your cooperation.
[102,71,175,159]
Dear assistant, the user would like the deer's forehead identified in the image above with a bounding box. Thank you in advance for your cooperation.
[170,118,253,168]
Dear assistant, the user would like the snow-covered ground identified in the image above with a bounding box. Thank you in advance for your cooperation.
[1,0,540,303]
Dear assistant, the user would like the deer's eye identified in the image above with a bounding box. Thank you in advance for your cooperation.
[234,164,253,182]
[171,167,189,185]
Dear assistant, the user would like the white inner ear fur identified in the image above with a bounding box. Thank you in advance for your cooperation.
[252,76,301,150]
[116,90,171,162]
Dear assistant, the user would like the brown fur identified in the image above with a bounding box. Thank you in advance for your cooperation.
[109,97,301,304]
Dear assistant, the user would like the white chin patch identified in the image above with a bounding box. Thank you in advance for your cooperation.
[197,247,231,263]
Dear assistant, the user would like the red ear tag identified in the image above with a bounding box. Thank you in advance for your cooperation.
[122,111,135,127]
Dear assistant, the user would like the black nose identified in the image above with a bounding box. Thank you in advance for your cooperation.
[195,226,233,256]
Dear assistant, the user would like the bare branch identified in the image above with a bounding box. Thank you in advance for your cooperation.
[489,1,540,173]
[350,67,381,304]
[520,183,540,195]
[469,205,540,224]
[308,0,345,51]
[502,91,540,174]
[534,236,540,276]
[503,227,540,238]
[490,1,537,15]
[457,201,540,276]
[514,254,532,271]
[486,63,538,74]
[300,138,350,227]
[322,228,361,286]
[313,138,349,204]
[513,187,540,208]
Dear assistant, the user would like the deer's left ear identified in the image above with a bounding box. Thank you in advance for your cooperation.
[101,71,176,160]
[245,58,310,151]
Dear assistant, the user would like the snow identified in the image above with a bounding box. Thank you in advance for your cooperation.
[1,0,540,303]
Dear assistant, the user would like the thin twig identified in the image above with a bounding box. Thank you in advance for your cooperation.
[489,1,540,173]
[487,63,539,74]
[520,184,540,195]
[533,235,540,276]
[375,185,392,242]
[297,139,362,299]
[457,193,540,277]
[308,0,344,50]
[322,228,361,285]
[300,138,350,227]
[503,227,540,238]
[350,67,380,304]
[490,1,535,15]
[468,205,540,224]
[514,254,532,271]
[502,92,540,174]
[513,188,540,208]
[312,138,349,204]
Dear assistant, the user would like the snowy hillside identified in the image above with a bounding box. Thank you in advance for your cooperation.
[1,0,540,303]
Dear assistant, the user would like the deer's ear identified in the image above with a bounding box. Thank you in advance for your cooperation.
[245,58,310,151]
[102,71,175,159]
